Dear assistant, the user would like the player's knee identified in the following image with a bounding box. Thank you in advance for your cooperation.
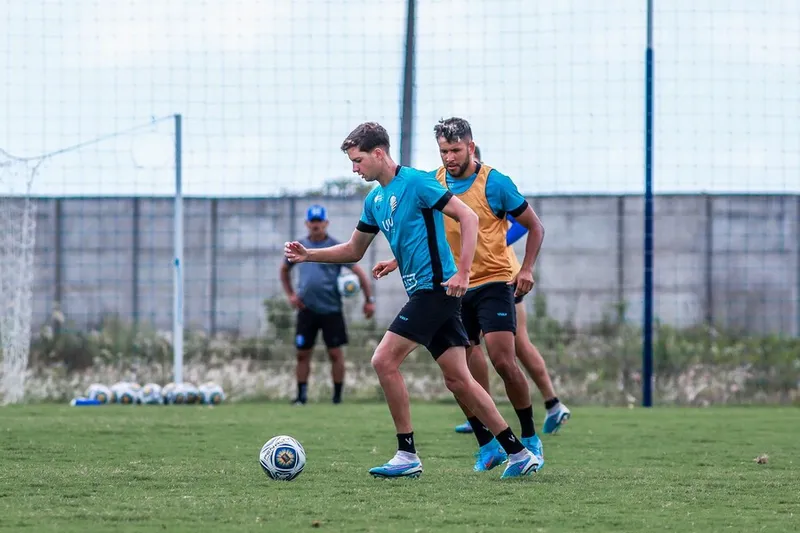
[443,372,470,397]
[492,355,520,381]
[296,350,312,362]
[327,348,343,362]
[370,347,397,376]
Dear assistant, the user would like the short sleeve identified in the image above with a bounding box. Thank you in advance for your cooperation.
[412,170,452,211]
[486,170,527,217]
[357,193,379,233]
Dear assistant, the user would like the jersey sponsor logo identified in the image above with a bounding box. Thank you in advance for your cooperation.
[381,217,394,232]
[401,273,417,291]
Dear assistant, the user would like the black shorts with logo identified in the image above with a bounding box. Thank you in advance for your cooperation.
[461,282,517,343]
[295,308,348,350]
[388,289,470,359]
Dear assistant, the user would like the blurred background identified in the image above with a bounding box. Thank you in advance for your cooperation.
[1,0,798,405]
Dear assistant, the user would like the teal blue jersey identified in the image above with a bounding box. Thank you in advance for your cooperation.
[357,166,457,295]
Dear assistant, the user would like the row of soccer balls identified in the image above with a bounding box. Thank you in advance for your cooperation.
[86,381,225,405]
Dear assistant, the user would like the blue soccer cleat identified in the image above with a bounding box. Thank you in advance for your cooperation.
[473,438,507,472]
[455,420,474,434]
[522,434,545,471]
[369,452,423,479]
[543,403,571,434]
[500,449,540,479]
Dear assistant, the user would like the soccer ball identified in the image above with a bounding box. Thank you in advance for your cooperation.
[259,435,306,481]
[172,383,189,405]
[141,383,163,404]
[337,272,361,298]
[162,382,177,404]
[110,382,137,405]
[183,383,200,404]
[198,382,225,405]
[85,383,112,404]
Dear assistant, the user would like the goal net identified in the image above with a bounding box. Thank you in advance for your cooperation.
[0,153,38,404]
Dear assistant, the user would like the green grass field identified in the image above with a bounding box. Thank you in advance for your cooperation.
[1,403,797,533]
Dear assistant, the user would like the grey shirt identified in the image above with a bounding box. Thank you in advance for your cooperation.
[286,235,355,314]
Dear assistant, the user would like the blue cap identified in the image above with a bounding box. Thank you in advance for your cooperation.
[306,204,327,222]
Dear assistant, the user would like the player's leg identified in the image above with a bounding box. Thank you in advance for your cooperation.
[321,312,348,404]
[367,331,424,478]
[514,300,571,434]
[431,321,539,478]
[452,297,503,460]
[367,291,444,478]
[478,283,543,465]
[293,309,319,405]
[454,340,491,433]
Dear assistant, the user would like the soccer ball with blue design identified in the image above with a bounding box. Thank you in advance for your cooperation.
[141,383,163,404]
[198,382,225,405]
[110,382,138,405]
[259,435,306,481]
[85,383,112,404]
[337,271,361,298]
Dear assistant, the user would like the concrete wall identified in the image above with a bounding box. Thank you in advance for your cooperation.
[24,194,800,336]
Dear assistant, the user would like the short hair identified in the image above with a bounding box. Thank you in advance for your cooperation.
[474,145,482,162]
[433,117,473,144]
[340,122,391,153]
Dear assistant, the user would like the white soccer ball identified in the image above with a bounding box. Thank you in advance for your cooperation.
[162,382,177,405]
[141,383,163,405]
[110,382,137,405]
[85,383,112,404]
[337,272,361,298]
[198,382,225,405]
[259,435,306,481]
[183,383,200,405]
[172,383,190,405]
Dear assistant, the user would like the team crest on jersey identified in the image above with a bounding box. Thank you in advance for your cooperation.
[389,195,398,213]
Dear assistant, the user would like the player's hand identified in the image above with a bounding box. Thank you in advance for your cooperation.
[442,270,469,298]
[284,241,309,263]
[288,294,305,310]
[510,269,535,297]
[372,259,398,279]
[363,301,375,319]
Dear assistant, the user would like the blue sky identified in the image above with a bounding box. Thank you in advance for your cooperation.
[1,0,798,196]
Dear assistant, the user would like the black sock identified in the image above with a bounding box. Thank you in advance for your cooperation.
[297,382,307,403]
[468,417,494,447]
[495,427,525,455]
[544,397,560,410]
[397,432,416,454]
[515,405,536,438]
[332,382,343,404]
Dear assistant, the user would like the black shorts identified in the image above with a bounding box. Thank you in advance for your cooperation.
[461,282,517,343]
[388,289,470,359]
[295,309,348,350]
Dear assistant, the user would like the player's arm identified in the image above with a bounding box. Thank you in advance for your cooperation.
[349,264,374,303]
[286,228,376,264]
[490,171,544,295]
[505,214,528,246]
[279,260,305,309]
[512,204,545,273]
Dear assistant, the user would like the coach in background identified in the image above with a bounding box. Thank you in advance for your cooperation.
[280,204,376,405]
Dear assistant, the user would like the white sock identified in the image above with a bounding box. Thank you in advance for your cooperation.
[546,402,562,415]
[389,450,419,465]
[508,449,531,463]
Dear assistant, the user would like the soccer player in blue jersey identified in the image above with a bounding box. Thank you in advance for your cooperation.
[372,120,549,472]
[284,122,539,479]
